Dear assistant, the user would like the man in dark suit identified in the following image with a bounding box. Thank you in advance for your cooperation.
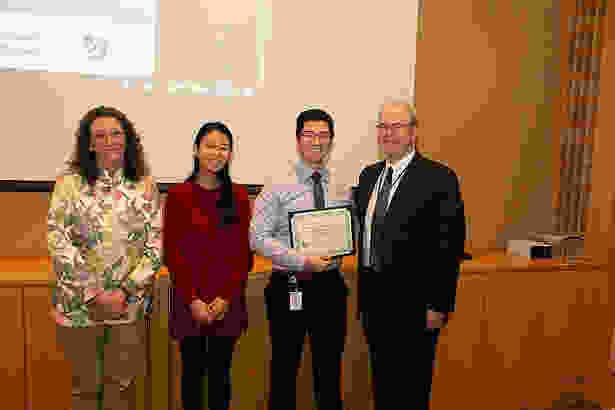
[355,100,465,410]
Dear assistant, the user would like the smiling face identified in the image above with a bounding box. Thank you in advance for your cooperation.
[90,116,125,168]
[194,129,232,176]
[377,103,416,159]
[296,120,333,167]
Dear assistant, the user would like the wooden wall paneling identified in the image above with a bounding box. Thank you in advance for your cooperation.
[23,285,72,410]
[0,286,26,410]
[584,0,615,266]
[148,275,169,410]
[430,275,490,410]
[0,192,49,257]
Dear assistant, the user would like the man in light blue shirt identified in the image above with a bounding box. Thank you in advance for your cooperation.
[250,108,348,410]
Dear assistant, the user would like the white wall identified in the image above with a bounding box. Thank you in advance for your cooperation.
[0,0,419,187]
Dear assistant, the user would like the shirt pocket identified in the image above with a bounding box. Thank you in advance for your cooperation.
[283,190,316,216]
[118,190,147,228]
[74,195,100,224]
[118,210,147,250]
[275,197,301,231]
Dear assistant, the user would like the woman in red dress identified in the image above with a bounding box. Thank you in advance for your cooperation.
[163,121,252,410]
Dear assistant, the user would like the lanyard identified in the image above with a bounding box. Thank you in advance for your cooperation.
[375,162,410,199]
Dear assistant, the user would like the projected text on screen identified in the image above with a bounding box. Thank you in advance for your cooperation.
[0,0,158,78]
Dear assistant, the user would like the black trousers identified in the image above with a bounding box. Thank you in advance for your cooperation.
[179,335,237,410]
[265,270,348,410]
[360,269,441,410]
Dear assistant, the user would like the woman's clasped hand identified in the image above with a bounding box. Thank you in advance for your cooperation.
[190,297,229,324]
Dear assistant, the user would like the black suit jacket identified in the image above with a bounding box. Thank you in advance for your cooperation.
[355,151,465,317]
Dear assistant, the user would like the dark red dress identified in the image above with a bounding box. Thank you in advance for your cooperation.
[164,182,252,340]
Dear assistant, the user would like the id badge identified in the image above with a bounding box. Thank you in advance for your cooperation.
[289,291,303,311]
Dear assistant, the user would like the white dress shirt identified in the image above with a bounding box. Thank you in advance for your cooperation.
[362,149,416,267]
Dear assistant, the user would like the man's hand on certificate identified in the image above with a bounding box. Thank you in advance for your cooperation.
[307,255,343,271]
[307,256,333,272]
[426,310,446,330]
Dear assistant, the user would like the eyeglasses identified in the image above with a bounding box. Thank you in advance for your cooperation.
[203,144,231,154]
[93,129,124,143]
[299,130,331,141]
[376,121,415,136]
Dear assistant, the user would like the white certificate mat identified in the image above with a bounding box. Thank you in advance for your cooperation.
[0,0,157,77]
[288,206,355,257]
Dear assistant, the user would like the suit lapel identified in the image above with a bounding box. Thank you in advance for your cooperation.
[361,161,385,218]
[385,152,423,217]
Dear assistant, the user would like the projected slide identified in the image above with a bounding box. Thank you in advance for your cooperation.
[0,0,157,77]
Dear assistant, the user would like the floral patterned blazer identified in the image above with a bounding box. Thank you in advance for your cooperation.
[47,166,162,327]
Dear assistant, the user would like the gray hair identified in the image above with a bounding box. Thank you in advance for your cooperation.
[378,98,417,124]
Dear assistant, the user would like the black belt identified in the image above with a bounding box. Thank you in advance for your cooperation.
[274,268,340,278]
[271,269,341,284]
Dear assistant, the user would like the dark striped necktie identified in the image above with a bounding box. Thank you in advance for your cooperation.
[311,171,325,209]
[369,167,393,269]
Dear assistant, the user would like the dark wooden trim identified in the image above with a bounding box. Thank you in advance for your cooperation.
[0,181,55,192]
[0,181,359,198]
[0,180,266,195]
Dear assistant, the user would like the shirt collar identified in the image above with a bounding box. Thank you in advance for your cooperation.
[296,159,329,184]
[98,167,124,182]
[385,147,415,178]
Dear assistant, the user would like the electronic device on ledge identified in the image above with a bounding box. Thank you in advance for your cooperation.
[507,239,553,259]
[526,232,584,259]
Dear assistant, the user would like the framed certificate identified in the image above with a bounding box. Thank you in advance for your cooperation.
[288,205,356,257]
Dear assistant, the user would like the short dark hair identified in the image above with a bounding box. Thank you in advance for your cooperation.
[296,108,335,139]
[186,121,238,227]
[68,106,147,185]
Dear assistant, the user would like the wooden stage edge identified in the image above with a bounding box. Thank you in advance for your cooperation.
[0,250,603,286]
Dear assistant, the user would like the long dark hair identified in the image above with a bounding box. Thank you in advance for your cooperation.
[186,121,238,226]
[68,106,147,185]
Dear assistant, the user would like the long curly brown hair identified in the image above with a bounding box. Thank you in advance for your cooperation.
[67,106,149,184]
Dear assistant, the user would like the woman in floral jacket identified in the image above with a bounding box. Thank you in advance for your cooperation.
[48,106,162,410]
